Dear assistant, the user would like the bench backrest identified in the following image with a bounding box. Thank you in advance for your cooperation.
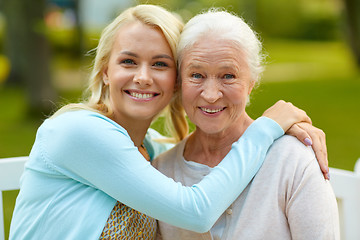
[330,158,360,240]
[0,157,28,240]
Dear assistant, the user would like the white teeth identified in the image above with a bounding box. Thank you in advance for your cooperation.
[201,107,223,113]
[130,92,154,99]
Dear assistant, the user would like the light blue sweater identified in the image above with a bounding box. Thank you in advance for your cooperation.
[9,110,283,239]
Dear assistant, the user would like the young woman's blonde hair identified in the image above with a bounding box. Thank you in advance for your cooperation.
[52,4,188,142]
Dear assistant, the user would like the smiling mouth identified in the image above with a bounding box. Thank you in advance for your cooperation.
[199,107,226,114]
[125,90,159,99]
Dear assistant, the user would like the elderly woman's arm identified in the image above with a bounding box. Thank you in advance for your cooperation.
[286,147,339,239]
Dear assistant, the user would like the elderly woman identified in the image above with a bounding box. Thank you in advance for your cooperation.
[154,9,339,240]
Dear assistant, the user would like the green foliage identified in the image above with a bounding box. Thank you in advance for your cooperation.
[143,0,343,41]
[255,0,341,40]
[299,11,340,40]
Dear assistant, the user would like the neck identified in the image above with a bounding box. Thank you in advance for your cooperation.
[113,115,152,147]
[184,114,253,167]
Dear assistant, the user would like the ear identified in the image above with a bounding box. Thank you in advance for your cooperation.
[248,80,256,95]
[102,67,109,85]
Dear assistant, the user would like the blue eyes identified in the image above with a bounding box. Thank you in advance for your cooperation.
[191,73,235,80]
[192,73,203,79]
[121,59,135,65]
[120,59,168,67]
[224,74,235,79]
[153,62,168,67]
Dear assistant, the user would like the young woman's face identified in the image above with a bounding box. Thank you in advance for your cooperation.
[180,38,254,135]
[103,21,176,124]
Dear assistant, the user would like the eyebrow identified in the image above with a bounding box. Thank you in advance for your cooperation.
[153,54,173,61]
[186,64,202,69]
[186,62,238,70]
[119,51,173,60]
[119,51,138,58]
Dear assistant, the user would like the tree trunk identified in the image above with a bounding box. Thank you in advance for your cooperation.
[3,0,57,116]
[343,0,360,68]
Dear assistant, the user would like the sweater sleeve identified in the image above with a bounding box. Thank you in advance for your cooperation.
[287,156,340,239]
[41,111,283,233]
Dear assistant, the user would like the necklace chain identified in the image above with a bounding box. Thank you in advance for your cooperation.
[139,143,150,161]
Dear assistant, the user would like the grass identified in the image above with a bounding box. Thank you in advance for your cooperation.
[263,39,357,77]
[246,77,360,170]
[1,39,360,239]
[0,88,42,158]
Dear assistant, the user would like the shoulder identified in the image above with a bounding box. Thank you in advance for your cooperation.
[256,136,327,203]
[262,135,318,178]
[268,135,315,163]
[33,110,142,176]
[152,138,186,170]
[38,110,132,160]
[42,110,129,139]
[49,110,126,130]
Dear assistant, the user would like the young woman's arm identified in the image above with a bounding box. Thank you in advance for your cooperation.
[42,110,281,233]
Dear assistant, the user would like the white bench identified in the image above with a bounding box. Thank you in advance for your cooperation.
[329,158,360,240]
[0,157,28,240]
[1,157,359,240]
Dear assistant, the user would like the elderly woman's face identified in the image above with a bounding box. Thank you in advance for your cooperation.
[180,38,254,134]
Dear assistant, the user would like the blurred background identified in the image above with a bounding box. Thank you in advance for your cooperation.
[0,0,359,238]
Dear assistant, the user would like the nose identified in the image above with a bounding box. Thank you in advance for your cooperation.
[134,65,153,86]
[200,78,223,103]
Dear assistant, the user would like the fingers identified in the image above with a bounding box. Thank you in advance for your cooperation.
[299,109,312,125]
[286,123,312,146]
[299,123,329,179]
[262,100,312,132]
[289,123,329,180]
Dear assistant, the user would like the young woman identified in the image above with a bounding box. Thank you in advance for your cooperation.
[10,5,325,239]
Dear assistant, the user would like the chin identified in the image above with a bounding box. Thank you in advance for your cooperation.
[198,125,226,135]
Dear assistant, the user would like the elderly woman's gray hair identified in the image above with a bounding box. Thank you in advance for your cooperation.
[177,9,265,84]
